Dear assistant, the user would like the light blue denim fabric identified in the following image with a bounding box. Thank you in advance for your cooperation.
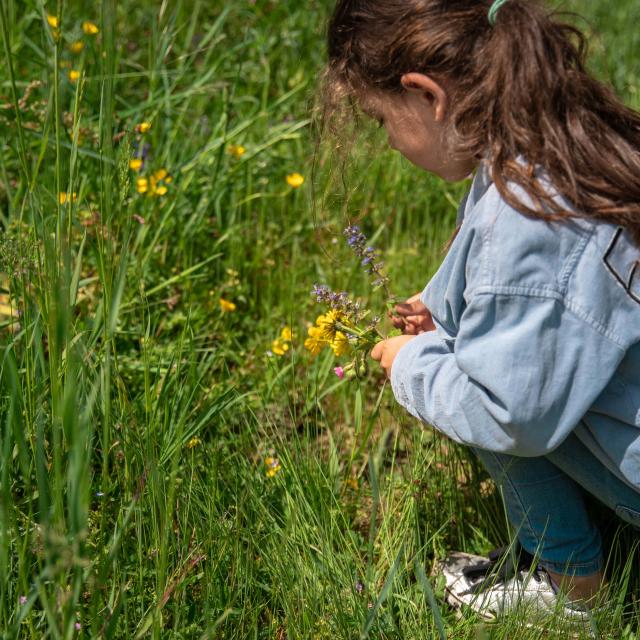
[391,163,640,493]
[474,431,640,576]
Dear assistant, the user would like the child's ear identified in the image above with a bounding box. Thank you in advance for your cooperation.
[400,72,448,122]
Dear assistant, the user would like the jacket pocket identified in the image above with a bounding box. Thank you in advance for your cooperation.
[615,504,640,530]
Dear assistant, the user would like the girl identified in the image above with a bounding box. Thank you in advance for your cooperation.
[325,0,640,623]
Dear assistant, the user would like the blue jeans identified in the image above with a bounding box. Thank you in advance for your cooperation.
[475,431,640,577]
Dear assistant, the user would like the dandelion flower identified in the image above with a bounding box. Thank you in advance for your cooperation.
[271,338,289,357]
[286,172,304,188]
[70,40,85,54]
[47,15,59,28]
[219,298,236,312]
[330,331,350,357]
[347,477,359,491]
[186,437,201,449]
[68,70,80,82]
[59,192,77,205]
[265,456,281,478]
[227,144,246,159]
[316,309,352,341]
[136,121,152,134]
[280,326,293,341]
[82,21,99,35]
[0,294,19,320]
[136,177,149,194]
[145,169,170,196]
[129,158,143,171]
[304,325,326,355]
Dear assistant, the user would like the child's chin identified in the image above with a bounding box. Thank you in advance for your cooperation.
[438,162,478,183]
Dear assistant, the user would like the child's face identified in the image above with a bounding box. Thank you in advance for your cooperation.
[360,74,476,182]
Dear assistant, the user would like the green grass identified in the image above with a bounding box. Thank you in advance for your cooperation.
[0,0,638,638]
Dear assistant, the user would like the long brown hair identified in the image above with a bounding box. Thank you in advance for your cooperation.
[325,0,640,245]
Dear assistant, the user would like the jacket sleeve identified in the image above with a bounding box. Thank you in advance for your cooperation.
[390,289,626,456]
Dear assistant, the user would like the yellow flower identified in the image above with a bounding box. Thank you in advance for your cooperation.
[219,298,236,312]
[227,144,246,159]
[136,168,170,197]
[286,172,304,188]
[186,437,201,449]
[136,121,152,134]
[82,21,99,35]
[280,326,292,341]
[148,169,170,196]
[0,294,19,319]
[58,192,77,205]
[70,40,85,54]
[47,15,59,28]
[0,293,20,333]
[304,325,326,355]
[330,331,350,357]
[316,309,352,341]
[271,338,290,357]
[68,70,80,82]
[265,457,281,478]
[345,477,359,491]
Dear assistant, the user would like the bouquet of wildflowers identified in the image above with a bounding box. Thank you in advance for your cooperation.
[305,225,395,379]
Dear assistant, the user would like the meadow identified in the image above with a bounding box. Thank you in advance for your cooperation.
[0,0,638,638]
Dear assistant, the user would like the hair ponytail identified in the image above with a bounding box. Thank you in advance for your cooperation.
[326,0,640,245]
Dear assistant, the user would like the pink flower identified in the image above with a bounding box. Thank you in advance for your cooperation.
[334,366,345,379]
[74,622,81,631]
[19,595,27,605]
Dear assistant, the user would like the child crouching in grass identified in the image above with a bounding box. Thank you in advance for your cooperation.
[324,0,640,624]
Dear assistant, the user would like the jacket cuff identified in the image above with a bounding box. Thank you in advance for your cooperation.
[390,332,434,418]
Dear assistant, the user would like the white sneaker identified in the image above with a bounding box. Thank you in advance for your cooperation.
[439,546,593,625]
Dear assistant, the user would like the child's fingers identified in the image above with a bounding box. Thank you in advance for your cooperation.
[391,315,420,334]
[395,299,428,317]
[394,303,421,317]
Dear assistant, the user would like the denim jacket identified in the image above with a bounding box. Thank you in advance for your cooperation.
[391,165,640,491]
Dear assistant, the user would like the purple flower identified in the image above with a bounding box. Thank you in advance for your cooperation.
[19,595,27,605]
[334,366,345,379]
[133,141,150,159]
[311,284,363,322]
[343,225,389,290]
[355,581,364,594]
[131,141,151,170]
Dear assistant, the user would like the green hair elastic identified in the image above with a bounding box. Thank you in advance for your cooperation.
[488,0,510,25]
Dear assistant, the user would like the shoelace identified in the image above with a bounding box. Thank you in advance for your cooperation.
[461,545,544,595]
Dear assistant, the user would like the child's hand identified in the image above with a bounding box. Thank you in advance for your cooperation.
[370,335,417,378]
[391,293,436,334]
